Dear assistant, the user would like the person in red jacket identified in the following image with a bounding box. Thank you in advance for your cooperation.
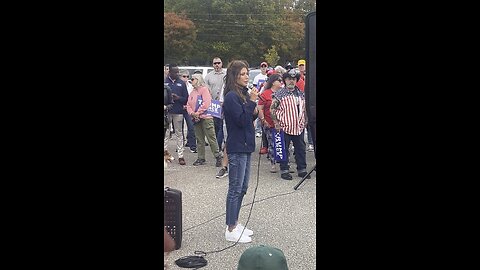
[258,74,283,173]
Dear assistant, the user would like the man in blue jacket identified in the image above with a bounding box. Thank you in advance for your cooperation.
[164,64,189,165]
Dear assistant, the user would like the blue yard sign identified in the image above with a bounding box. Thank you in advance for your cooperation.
[195,96,222,119]
[272,129,287,162]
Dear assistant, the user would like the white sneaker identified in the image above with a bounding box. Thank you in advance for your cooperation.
[236,224,254,236]
[226,224,254,237]
[225,227,252,243]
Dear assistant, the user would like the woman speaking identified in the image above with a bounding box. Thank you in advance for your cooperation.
[222,60,259,243]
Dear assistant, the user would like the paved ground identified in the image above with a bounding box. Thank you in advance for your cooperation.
[164,130,317,269]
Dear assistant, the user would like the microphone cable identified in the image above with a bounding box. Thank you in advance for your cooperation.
[181,189,296,234]
[175,128,266,269]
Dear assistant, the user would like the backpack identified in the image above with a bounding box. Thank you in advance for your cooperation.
[164,84,173,129]
[164,84,173,105]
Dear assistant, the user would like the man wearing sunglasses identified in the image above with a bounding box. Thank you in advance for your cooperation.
[205,57,226,151]
[253,61,268,89]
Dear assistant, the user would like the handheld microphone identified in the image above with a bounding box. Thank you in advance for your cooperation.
[247,83,254,94]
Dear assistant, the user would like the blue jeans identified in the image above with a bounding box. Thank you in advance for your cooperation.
[279,131,307,174]
[213,117,224,150]
[226,153,251,226]
[263,126,276,165]
[182,111,196,149]
[255,119,262,133]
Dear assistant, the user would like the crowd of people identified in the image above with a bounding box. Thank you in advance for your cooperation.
[164,57,313,246]
[164,58,313,179]
[164,59,297,270]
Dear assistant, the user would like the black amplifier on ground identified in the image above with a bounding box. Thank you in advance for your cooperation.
[164,187,182,250]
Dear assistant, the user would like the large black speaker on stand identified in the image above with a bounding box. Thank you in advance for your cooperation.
[295,11,316,190]
[305,11,316,153]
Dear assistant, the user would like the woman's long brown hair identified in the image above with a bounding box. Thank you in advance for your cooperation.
[223,60,249,103]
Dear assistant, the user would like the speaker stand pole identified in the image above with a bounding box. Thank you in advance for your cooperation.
[293,164,316,190]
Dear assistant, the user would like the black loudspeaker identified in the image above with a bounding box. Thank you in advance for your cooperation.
[305,11,316,157]
[164,187,182,250]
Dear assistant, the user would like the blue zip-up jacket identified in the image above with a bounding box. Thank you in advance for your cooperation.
[164,77,188,114]
[223,88,256,154]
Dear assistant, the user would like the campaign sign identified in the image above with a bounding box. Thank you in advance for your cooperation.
[195,96,222,119]
[258,79,266,88]
[272,129,287,162]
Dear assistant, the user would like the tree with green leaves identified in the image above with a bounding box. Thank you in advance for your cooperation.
[164,12,196,64]
[163,0,315,66]
[264,45,280,67]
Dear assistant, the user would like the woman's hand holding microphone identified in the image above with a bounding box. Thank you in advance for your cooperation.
[248,86,259,102]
